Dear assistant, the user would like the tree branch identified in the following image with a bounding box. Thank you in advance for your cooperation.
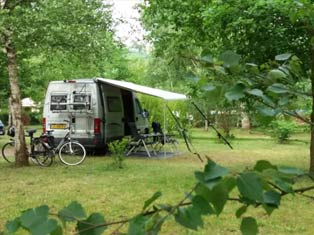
[294,185,314,194]
[257,98,312,125]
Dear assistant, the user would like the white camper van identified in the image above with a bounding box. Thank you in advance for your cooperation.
[43,79,149,149]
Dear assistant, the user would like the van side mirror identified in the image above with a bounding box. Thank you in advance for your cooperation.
[142,109,149,118]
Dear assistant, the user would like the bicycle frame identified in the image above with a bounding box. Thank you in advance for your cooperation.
[43,116,86,166]
[54,132,69,152]
[46,117,79,153]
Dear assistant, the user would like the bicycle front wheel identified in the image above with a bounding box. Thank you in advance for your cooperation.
[58,142,86,166]
[2,142,15,163]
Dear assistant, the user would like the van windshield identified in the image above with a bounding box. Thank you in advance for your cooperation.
[135,98,143,114]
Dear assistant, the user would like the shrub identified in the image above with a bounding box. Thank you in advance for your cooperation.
[270,119,297,143]
[27,111,42,125]
[107,137,129,169]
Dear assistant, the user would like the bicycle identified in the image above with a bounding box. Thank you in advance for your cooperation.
[38,119,86,166]
[2,129,54,167]
[2,120,86,166]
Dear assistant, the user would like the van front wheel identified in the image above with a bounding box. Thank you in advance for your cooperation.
[58,142,86,166]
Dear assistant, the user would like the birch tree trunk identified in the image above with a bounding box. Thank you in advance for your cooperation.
[4,32,29,167]
[241,112,250,130]
[309,46,314,173]
[204,119,208,131]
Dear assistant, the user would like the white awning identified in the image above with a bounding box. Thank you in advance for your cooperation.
[96,78,187,100]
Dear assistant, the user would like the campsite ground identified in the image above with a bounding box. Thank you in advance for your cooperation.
[0,128,312,234]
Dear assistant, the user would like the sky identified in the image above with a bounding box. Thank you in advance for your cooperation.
[109,0,147,47]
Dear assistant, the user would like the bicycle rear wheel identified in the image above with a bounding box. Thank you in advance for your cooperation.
[58,142,86,166]
[2,142,15,163]
[31,140,53,167]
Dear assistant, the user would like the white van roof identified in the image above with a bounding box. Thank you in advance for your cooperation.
[96,78,188,101]
[49,79,95,84]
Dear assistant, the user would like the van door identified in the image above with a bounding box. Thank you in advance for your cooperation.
[134,97,149,133]
[102,85,124,140]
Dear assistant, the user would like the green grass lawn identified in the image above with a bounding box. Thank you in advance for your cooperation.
[0,128,313,234]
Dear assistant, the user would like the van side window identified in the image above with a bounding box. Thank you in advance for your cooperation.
[50,94,67,111]
[73,94,91,110]
[107,96,122,112]
[135,99,143,114]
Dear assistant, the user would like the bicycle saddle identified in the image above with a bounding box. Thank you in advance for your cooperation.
[27,129,37,135]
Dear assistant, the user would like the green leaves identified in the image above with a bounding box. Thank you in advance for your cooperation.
[237,173,264,202]
[186,71,200,83]
[28,220,59,235]
[143,191,162,211]
[4,202,107,235]
[278,166,304,176]
[263,190,281,207]
[236,206,248,218]
[219,51,241,68]
[175,206,204,230]
[128,214,162,235]
[225,83,246,101]
[267,83,289,94]
[77,213,106,235]
[203,160,229,181]
[206,181,230,215]
[128,215,148,235]
[58,201,107,235]
[5,219,20,234]
[246,89,264,97]
[20,205,50,228]
[200,50,214,64]
[195,159,229,188]
[192,196,214,215]
[256,106,277,117]
[236,160,305,213]
[1,0,127,105]
[194,161,235,219]
[275,53,292,61]
[240,217,258,235]
[254,160,277,172]
[201,84,216,92]
[268,69,286,80]
[175,160,232,230]
[7,205,60,235]
[58,201,86,222]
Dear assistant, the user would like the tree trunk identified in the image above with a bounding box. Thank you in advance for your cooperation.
[241,112,250,130]
[204,119,208,131]
[309,42,314,173]
[4,32,29,167]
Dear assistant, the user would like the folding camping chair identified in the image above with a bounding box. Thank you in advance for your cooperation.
[151,121,178,152]
[126,123,156,157]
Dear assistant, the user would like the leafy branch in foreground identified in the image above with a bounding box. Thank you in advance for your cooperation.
[2,159,314,235]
